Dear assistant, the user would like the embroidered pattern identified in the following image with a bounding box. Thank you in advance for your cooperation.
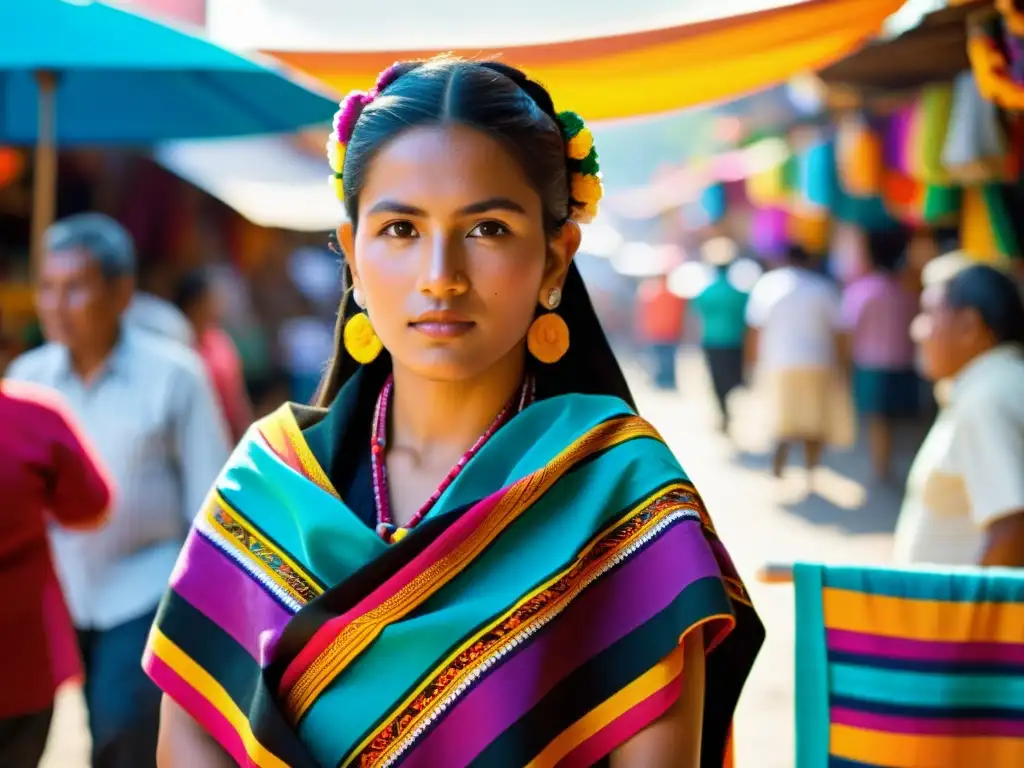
[347,484,704,768]
[285,415,659,720]
[206,494,324,606]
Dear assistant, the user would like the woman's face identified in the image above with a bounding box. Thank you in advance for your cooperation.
[339,125,579,383]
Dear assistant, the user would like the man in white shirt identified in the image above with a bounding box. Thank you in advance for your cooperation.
[896,254,1024,566]
[4,214,231,767]
[746,245,848,478]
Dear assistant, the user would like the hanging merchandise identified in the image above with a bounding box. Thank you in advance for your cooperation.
[969,6,1024,112]
[961,184,1021,263]
[908,84,953,185]
[834,190,901,231]
[700,182,728,225]
[943,71,1012,184]
[920,184,961,225]
[884,105,914,175]
[787,209,830,255]
[746,160,789,207]
[749,205,789,258]
[797,139,837,210]
[836,114,884,197]
[881,171,926,225]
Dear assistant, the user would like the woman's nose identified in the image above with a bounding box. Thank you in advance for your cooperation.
[418,232,469,298]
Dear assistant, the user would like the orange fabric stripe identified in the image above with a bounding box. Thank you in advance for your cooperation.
[830,723,1024,767]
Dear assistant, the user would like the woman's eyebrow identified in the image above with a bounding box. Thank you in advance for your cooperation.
[365,200,428,216]
[457,198,527,216]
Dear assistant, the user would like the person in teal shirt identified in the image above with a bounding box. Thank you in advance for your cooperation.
[691,239,753,432]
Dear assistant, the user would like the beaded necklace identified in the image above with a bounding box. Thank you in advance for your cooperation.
[370,374,535,543]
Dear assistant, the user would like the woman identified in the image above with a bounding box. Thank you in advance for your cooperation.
[0,380,112,766]
[840,230,919,482]
[146,57,763,768]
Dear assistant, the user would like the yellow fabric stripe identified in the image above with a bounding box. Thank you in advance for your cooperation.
[525,644,686,768]
[822,588,1024,643]
[830,723,1024,767]
[207,493,323,604]
[259,405,339,498]
[149,629,290,768]
[346,482,701,766]
[287,416,659,719]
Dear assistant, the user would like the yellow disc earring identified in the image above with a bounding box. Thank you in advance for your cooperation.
[343,288,384,364]
[527,287,570,364]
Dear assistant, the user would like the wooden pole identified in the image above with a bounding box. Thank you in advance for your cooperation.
[30,70,58,277]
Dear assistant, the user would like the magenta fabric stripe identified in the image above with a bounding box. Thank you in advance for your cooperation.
[279,486,506,693]
[143,648,250,766]
[830,705,1024,738]
[399,521,720,768]
[560,675,683,768]
[826,628,1024,664]
[171,530,294,666]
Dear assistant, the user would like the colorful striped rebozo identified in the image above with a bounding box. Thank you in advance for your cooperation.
[794,564,1024,768]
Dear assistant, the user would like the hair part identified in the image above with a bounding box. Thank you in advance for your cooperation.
[45,212,136,280]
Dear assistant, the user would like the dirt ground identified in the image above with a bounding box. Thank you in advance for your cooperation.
[40,350,927,767]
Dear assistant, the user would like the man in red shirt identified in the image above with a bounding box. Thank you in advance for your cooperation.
[0,381,112,766]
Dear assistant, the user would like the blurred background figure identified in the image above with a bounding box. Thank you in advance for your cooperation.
[122,291,194,347]
[746,245,852,479]
[3,213,230,768]
[0,381,111,768]
[896,256,1024,567]
[635,272,685,390]
[174,268,254,443]
[691,236,750,433]
[840,229,920,482]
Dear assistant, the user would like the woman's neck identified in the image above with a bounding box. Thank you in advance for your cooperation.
[389,349,526,459]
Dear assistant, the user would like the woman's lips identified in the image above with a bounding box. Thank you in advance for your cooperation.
[410,321,475,339]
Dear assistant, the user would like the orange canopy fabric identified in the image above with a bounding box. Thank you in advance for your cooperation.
[269,0,906,121]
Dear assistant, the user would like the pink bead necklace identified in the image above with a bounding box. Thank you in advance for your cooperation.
[370,374,535,543]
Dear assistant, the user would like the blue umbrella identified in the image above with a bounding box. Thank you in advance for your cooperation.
[0,0,338,262]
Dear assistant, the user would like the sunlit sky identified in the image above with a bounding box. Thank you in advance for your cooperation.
[206,0,805,52]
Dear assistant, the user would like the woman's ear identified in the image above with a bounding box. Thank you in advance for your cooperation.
[545,220,581,287]
[337,222,358,285]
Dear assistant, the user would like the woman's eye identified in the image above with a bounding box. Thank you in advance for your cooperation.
[468,221,510,238]
[381,221,418,239]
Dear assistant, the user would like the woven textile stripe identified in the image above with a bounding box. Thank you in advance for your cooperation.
[794,564,1024,768]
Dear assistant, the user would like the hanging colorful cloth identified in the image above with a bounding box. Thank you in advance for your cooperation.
[961,184,1022,263]
[968,5,1024,111]
[746,160,789,208]
[701,182,728,225]
[943,71,1014,184]
[908,84,953,185]
[797,139,837,210]
[884,105,915,176]
[836,114,883,197]
[749,205,789,259]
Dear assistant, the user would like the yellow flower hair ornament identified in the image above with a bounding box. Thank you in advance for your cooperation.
[558,111,603,224]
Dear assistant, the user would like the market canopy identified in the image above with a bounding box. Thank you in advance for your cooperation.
[209,0,907,121]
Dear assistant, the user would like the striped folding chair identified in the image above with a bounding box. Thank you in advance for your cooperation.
[792,563,1024,768]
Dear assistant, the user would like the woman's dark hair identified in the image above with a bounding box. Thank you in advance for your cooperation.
[173,268,211,315]
[315,57,634,410]
[945,264,1024,346]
